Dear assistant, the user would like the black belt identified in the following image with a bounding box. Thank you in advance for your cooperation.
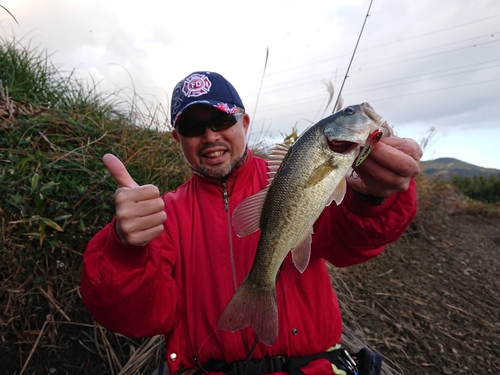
[201,347,382,375]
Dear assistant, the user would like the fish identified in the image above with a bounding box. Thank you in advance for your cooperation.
[217,102,392,346]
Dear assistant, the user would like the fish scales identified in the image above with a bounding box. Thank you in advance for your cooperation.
[255,129,349,273]
[218,103,390,346]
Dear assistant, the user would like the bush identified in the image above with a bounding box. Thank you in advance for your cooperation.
[0,37,190,374]
[451,174,500,204]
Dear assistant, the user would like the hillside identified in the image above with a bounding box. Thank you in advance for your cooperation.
[333,180,500,374]
[421,157,500,179]
[1,37,500,375]
[2,112,500,375]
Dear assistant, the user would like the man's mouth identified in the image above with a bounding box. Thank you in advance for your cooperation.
[204,150,226,158]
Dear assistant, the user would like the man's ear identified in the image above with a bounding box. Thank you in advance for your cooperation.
[242,113,251,134]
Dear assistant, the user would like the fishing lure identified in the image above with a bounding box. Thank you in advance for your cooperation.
[354,128,384,167]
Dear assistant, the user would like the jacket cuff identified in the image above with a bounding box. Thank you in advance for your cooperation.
[343,186,399,218]
[104,217,149,269]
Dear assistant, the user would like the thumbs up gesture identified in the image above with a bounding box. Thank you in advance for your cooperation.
[103,154,167,247]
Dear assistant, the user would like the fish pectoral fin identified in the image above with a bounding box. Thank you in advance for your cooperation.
[326,177,347,206]
[291,229,313,273]
[232,188,268,237]
[305,160,337,188]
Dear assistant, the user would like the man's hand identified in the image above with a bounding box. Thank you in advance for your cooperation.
[103,154,166,247]
[347,136,422,198]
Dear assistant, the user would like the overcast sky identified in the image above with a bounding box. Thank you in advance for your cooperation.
[2,0,500,169]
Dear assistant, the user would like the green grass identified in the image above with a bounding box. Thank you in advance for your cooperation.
[0,36,189,374]
[2,34,496,375]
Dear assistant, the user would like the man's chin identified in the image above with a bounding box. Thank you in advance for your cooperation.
[193,150,247,180]
[195,163,233,180]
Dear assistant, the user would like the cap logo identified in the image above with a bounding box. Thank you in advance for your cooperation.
[182,73,211,98]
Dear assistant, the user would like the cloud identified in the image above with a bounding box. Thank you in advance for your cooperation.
[2,0,500,168]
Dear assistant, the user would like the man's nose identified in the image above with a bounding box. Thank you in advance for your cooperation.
[202,126,220,143]
[202,126,221,142]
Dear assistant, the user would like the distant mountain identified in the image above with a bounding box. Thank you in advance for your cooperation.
[421,158,500,179]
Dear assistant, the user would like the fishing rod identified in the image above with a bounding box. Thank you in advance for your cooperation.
[333,0,374,113]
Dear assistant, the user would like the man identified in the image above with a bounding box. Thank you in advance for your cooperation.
[81,71,421,375]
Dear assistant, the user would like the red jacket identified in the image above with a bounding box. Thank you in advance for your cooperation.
[81,150,417,375]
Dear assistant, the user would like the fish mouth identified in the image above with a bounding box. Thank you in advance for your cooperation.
[327,139,358,154]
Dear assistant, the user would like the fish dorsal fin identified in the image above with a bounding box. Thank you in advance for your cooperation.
[232,188,268,237]
[326,177,347,207]
[267,144,290,183]
[291,228,313,273]
[305,160,338,188]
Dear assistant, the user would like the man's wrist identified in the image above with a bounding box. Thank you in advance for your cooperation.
[351,188,388,205]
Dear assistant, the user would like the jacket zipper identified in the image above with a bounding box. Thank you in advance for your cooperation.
[222,182,252,354]
[222,183,238,292]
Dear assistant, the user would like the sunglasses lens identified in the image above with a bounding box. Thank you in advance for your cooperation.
[178,122,204,137]
[177,113,243,137]
[211,115,238,131]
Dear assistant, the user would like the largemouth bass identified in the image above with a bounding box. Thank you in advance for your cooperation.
[217,102,391,345]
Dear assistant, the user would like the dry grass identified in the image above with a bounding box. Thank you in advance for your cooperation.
[3,36,499,374]
[330,173,500,375]
[3,88,498,373]
[0,86,182,374]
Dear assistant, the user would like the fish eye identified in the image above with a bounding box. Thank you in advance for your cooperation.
[344,107,355,115]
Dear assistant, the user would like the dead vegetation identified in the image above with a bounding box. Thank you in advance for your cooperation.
[1,41,499,373]
[332,175,500,374]
[2,94,499,374]
[0,80,177,374]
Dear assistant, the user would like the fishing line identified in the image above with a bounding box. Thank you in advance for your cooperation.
[333,0,375,113]
[248,46,270,138]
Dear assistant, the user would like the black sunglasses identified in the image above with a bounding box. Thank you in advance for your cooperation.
[176,113,244,137]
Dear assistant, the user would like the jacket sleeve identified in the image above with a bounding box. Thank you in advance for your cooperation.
[312,178,417,267]
[80,218,177,337]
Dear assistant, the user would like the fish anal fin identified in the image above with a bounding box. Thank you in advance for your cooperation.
[218,279,278,346]
[305,160,337,188]
[232,188,268,237]
[291,229,313,273]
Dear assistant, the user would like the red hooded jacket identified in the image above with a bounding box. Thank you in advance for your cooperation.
[81,150,417,375]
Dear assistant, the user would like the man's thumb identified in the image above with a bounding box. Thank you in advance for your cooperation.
[103,154,140,189]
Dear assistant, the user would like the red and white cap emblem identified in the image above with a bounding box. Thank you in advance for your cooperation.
[182,73,211,98]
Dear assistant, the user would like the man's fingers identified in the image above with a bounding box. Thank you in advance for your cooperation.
[103,153,165,247]
[120,224,166,248]
[348,136,422,196]
[349,165,411,196]
[103,154,140,189]
[367,141,421,178]
[115,185,161,204]
[115,193,164,216]
[381,137,423,161]
[118,211,167,237]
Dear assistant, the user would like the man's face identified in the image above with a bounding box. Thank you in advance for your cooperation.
[173,104,250,181]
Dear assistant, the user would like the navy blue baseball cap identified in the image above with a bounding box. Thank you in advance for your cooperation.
[170,71,245,127]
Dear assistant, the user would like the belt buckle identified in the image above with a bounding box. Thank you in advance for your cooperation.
[270,356,286,372]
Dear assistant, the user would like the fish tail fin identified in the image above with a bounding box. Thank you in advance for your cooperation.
[217,280,278,346]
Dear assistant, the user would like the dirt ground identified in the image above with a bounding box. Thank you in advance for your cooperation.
[333,211,500,374]
[2,182,500,375]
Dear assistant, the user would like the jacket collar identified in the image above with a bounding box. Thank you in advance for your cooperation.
[191,148,256,196]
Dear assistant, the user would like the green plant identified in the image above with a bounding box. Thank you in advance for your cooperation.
[451,173,500,204]
[0,36,189,374]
